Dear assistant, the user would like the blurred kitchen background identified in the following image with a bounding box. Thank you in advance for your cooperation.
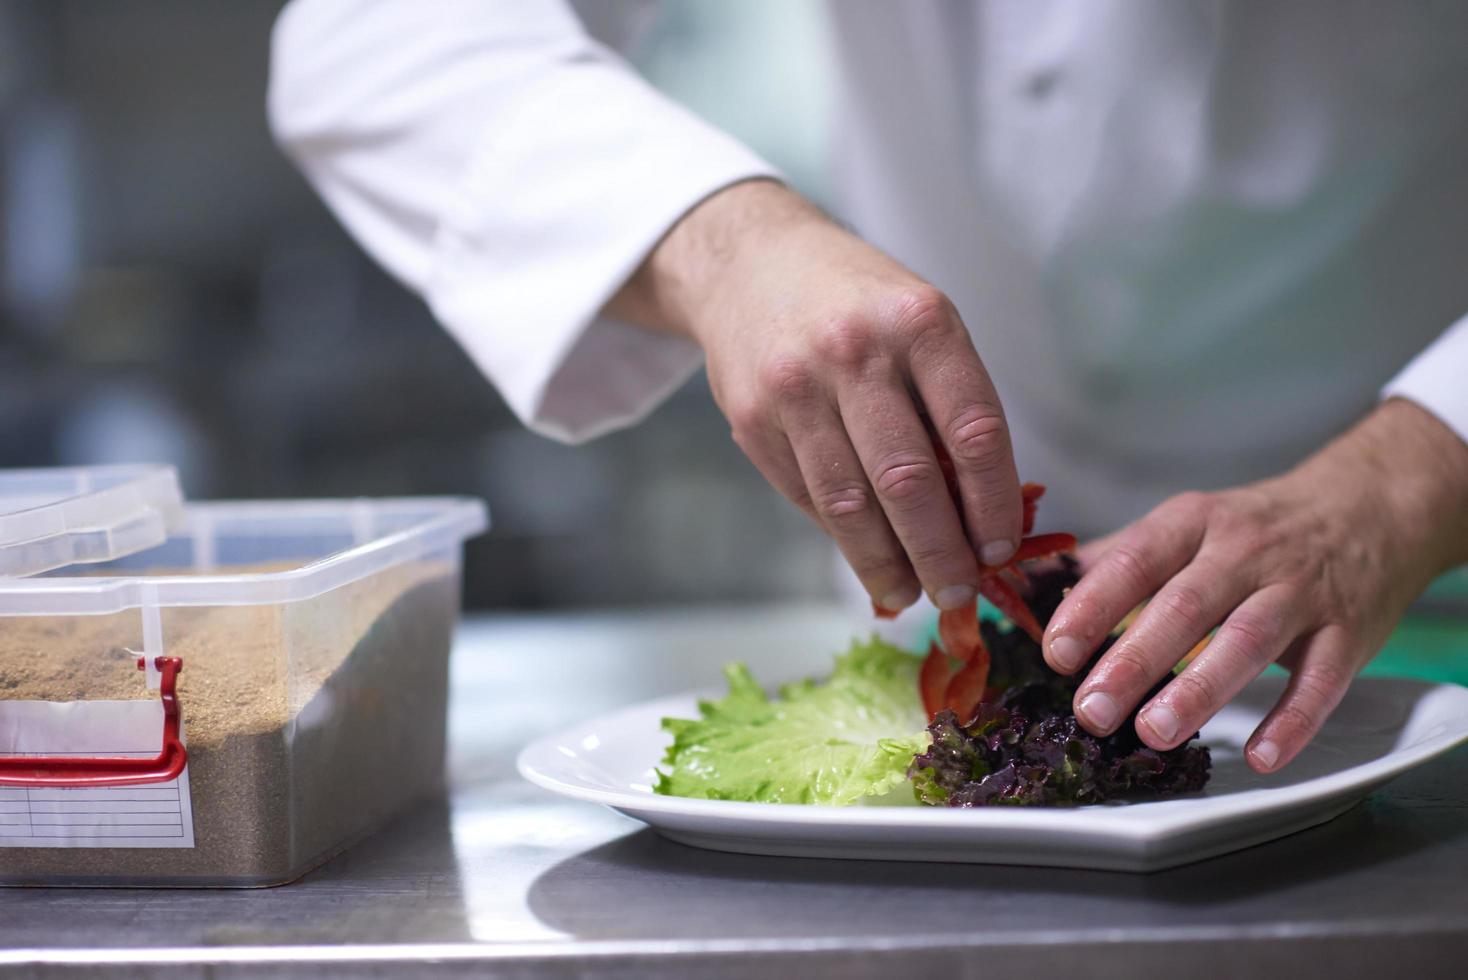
[0,0,840,609]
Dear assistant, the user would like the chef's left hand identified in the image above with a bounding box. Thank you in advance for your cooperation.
[1043,398,1468,773]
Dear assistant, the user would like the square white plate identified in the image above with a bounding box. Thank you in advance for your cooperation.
[517,675,1468,872]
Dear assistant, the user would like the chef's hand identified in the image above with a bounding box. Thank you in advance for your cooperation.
[608,179,1022,614]
[1045,398,1468,773]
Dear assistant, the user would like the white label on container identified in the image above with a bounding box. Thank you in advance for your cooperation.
[0,699,195,849]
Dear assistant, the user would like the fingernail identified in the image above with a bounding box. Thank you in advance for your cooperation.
[981,540,1016,567]
[934,584,977,610]
[1141,704,1181,744]
[1250,739,1280,771]
[1049,635,1085,672]
[1076,692,1121,732]
[880,587,920,613]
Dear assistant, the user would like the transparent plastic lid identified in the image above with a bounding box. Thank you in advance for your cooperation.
[0,465,186,578]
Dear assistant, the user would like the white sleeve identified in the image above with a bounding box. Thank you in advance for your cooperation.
[268,0,778,443]
[1382,314,1468,446]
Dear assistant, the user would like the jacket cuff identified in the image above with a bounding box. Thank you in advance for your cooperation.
[1381,312,1468,447]
[425,52,777,443]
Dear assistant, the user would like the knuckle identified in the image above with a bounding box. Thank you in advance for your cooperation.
[891,284,951,326]
[1271,665,1350,741]
[869,454,941,505]
[1099,645,1157,689]
[1105,544,1157,597]
[1212,509,1267,552]
[1296,662,1348,708]
[945,408,1011,470]
[1276,572,1312,598]
[1219,609,1281,656]
[1228,528,1271,562]
[812,315,879,369]
[852,553,912,585]
[1333,608,1365,637]
[1165,491,1213,523]
[725,400,766,440]
[760,357,819,406]
[1167,670,1222,714]
[1270,700,1320,741]
[903,538,965,570]
[812,483,872,526]
[889,285,954,341]
[1156,580,1211,627]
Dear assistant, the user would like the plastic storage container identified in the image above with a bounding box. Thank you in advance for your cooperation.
[0,494,486,887]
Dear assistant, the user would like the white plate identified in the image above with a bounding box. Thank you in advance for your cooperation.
[517,675,1468,872]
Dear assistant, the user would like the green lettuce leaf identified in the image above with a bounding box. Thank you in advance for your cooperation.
[653,636,930,805]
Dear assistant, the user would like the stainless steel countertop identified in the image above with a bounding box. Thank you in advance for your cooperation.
[2,605,1466,978]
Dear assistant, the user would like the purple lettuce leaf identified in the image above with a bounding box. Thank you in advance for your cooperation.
[908,558,1212,807]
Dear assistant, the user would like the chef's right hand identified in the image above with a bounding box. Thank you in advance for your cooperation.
[606,179,1023,615]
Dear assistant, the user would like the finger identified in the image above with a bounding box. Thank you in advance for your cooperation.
[1075,529,1125,572]
[732,402,922,611]
[777,390,923,613]
[730,418,819,523]
[1044,494,1208,675]
[835,367,981,610]
[1134,585,1306,750]
[905,308,1022,565]
[1246,625,1355,773]
[1072,554,1246,735]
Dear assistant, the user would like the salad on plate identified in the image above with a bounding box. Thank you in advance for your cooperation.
[655,484,1212,808]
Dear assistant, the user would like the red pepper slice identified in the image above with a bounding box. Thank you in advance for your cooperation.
[1021,482,1046,536]
[919,642,951,719]
[1010,532,1078,564]
[938,604,983,662]
[996,566,1027,592]
[871,442,1078,720]
[979,571,1045,644]
[943,648,992,724]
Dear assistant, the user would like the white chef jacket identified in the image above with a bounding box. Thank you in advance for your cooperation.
[268,0,1468,536]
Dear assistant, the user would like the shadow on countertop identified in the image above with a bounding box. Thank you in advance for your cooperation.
[525,744,1468,942]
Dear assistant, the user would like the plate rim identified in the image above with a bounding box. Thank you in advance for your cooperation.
[516,676,1468,843]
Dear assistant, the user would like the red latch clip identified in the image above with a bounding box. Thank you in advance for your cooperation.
[0,656,188,788]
